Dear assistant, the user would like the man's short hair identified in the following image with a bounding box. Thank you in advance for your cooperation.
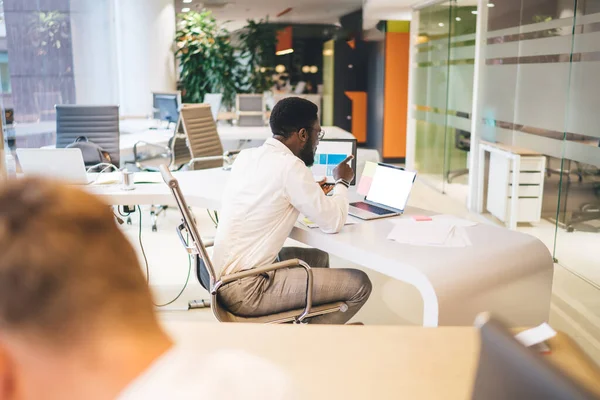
[0,179,156,345]
[270,97,318,138]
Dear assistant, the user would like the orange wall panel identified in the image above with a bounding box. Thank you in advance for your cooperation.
[383,32,409,159]
[345,91,367,143]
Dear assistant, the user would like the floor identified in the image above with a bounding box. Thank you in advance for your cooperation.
[119,176,600,365]
[429,174,600,364]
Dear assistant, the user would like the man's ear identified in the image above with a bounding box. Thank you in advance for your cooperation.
[0,342,16,399]
[297,128,308,142]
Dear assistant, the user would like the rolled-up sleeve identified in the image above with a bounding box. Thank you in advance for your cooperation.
[284,160,349,234]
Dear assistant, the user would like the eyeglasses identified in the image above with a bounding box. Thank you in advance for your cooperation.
[317,129,325,140]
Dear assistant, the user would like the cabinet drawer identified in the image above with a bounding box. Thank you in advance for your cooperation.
[509,172,543,184]
[516,157,545,172]
[506,198,542,222]
[508,185,543,197]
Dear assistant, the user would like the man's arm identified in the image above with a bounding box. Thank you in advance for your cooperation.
[284,157,354,234]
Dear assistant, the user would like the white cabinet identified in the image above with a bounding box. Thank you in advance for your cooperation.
[478,142,547,229]
[486,151,546,225]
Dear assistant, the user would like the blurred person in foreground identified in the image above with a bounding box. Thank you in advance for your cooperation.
[0,179,292,400]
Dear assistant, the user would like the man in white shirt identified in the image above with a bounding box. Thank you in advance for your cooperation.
[0,179,293,400]
[213,97,372,324]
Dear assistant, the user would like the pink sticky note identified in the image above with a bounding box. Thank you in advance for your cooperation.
[412,215,432,222]
[357,176,373,196]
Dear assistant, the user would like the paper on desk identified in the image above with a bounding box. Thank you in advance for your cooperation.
[298,216,359,229]
[134,172,163,184]
[431,214,478,227]
[515,323,557,347]
[92,172,121,185]
[387,220,472,247]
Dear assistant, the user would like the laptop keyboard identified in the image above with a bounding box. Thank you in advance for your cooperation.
[350,202,394,215]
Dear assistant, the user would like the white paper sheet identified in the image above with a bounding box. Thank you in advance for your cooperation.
[387,219,472,247]
[431,214,478,227]
[514,323,557,347]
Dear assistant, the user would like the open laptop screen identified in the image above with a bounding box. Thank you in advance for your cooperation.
[366,164,416,211]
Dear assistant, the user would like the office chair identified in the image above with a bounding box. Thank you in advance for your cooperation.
[203,94,222,121]
[56,105,120,167]
[135,104,240,231]
[160,165,349,323]
[447,129,470,184]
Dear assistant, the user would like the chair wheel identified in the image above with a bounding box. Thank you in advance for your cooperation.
[152,225,157,232]
[567,226,574,232]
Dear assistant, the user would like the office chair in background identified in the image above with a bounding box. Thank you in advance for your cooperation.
[56,105,121,167]
[160,165,349,323]
[203,93,222,121]
[134,104,240,231]
[447,129,471,184]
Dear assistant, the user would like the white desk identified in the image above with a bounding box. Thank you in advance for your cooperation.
[161,323,600,399]
[89,169,554,327]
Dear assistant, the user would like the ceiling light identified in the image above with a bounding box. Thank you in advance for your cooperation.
[471,10,478,14]
[309,66,318,74]
[488,3,495,7]
[182,7,190,12]
[455,17,461,21]
[275,64,286,73]
[183,0,192,3]
[438,22,444,27]
[276,49,294,56]
[260,67,267,73]
[323,49,333,56]
[302,65,310,73]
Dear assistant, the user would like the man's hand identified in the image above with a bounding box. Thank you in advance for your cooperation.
[318,178,334,195]
[333,155,354,183]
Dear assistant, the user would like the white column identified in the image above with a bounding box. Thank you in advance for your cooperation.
[114,0,177,118]
[70,0,120,105]
[466,0,488,211]
[405,11,419,171]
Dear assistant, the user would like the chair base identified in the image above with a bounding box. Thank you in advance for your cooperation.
[447,168,469,184]
[212,301,349,324]
[150,205,168,232]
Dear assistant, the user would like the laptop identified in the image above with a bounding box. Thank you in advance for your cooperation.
[311,138,357,185]
[348,164,417,220]
[16,148,92,185]
[472,314,598,400]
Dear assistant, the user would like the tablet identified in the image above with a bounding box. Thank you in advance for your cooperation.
[311,138,357,185]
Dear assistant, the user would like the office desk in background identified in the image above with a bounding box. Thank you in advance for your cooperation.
[162,322,600,400]
[89,169,554,327]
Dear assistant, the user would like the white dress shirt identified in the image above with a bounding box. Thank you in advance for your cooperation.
[212,137,349,277]
[117,343,294,400]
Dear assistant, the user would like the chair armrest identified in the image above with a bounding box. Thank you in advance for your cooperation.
[213,258,314,322]
[133,141,171,160]
[187,155,230,165]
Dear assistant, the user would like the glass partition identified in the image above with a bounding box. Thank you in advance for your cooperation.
[412,3,452,192]
[411,1,477,197]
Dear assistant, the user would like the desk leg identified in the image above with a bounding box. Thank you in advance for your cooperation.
[477,147,486,213]
[509,155,520,230]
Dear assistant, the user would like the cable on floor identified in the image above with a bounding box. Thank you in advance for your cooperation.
[135,205,192,307]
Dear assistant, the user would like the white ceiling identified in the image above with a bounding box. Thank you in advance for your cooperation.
[175,0,363,30]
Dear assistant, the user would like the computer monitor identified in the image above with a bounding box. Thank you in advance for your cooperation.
[153,91,181,124]
[472,314,598,400]
[311,138,357,185]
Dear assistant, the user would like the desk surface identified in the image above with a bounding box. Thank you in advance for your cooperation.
[481,140,543,156]
[162,322,600,399]
[89,168,553,327]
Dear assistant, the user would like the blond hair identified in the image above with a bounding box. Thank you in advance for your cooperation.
[0,178,157,344]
